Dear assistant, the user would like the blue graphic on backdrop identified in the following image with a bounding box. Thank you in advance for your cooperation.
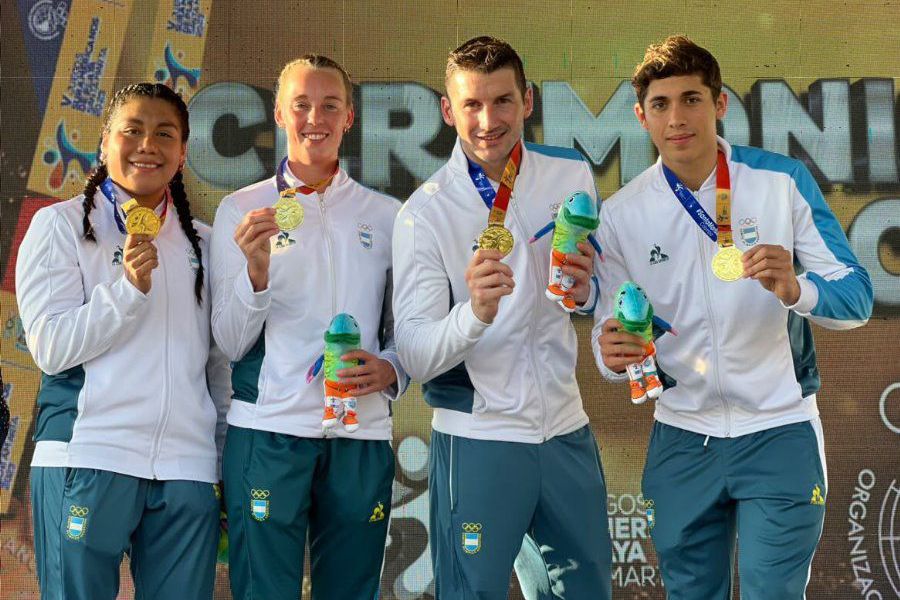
[18,0,72,116]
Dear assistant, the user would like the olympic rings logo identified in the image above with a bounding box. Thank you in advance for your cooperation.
[739,217,757,226]
[69,506,89,517]
[461,522,483,533]
[250,489,270,500]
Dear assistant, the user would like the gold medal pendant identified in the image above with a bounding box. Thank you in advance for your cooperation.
[273,192,304,231]
[478,225,514,256]
[121,199,161,237]
[711,245,744,281]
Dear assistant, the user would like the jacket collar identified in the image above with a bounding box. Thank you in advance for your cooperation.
[275,159,350,196]
[651,135,732,193]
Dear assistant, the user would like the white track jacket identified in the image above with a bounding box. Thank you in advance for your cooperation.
[593,138,873,438]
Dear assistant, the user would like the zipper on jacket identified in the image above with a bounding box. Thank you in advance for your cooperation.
[511,196,550,441]
[318,189,338,318]
[696,221,732,437]
[149,236,173,477]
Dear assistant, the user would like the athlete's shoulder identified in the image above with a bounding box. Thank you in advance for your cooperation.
[403,162,458,216]
[192,218,213,241]
[524,142,588,165]
[730,144,806,177]
[602,164,658,213]
[346,177,402,213]
[219,176,277,213]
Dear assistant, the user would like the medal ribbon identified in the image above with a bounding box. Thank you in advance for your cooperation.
[99,178,168,235]
[661,149,732,248]
[466,140,523,227]
[275,157,338,196]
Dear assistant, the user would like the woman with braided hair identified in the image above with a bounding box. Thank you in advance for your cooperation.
[15,83,230,600]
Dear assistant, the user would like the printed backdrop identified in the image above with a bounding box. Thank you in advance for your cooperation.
[1,1,898,598]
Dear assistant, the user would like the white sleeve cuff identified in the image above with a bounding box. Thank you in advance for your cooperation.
[782,276,818,316]
[235,265,272,311]
[457,301,491,339]
[378,349,409,401]
[576,276,600,315]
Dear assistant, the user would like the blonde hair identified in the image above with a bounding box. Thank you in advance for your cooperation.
[275,54,354,108]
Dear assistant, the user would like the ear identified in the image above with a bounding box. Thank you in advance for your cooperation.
[179,142,187,170]
[715,90,728,120]
[99,134,109,163]
[274,100,285,129]
[634,102,648,130]
[440,96,455,127]
[522,85,534,120]
[344,106,355,131]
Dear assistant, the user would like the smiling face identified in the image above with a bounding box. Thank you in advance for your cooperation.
[100,97,186,204]
[635,73,727,184]
[441,67,533,180]
[275,64,354,166]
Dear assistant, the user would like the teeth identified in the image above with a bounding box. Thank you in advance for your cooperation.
[132,162,160,168]
[304,133,327,140]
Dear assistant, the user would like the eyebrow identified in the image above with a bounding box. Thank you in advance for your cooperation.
[291,94,345,103]
[122,117,179,128]
[647,89,704,103]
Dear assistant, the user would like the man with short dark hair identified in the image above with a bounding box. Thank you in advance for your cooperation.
[393,36,612,599]
[594,35,873,599]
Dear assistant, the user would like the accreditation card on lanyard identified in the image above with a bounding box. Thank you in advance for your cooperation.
[468,140,523,257]
[272,157,339,232]
[662,149,743,281]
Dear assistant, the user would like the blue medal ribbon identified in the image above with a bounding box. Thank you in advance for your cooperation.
[661,163,717,243]
[466,158,498,210]
[99,178,128,235]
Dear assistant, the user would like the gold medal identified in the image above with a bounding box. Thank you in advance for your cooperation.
[478,225,514,256]
[121,199,161,237]
[273,192,304,231]
[711,245,744,281]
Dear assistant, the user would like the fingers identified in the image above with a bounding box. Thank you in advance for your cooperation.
[234,209,279,247]
[469,248,505,267]
[599,318,647,370]
[336,358,397,394]
[471,271,515,290]
[125,233,153,249]
[339,350,376,363]
[467,255,513,280]
[741,244,791,279]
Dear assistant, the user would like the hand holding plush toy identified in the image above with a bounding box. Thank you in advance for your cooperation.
[530,191,603,312]
[614,282,677,404]
[307,313,362,432]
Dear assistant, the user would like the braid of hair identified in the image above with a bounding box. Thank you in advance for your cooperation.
[81,163,109,242]
[169,170,204,305]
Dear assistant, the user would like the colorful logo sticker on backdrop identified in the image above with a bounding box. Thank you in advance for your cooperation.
[358,223,374,249]
[66,505,89,540]
[153,43,201,96]
[41,121,97,192]
[462,522,482,554]
[250,489,270,521]
[739,217,759,246]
